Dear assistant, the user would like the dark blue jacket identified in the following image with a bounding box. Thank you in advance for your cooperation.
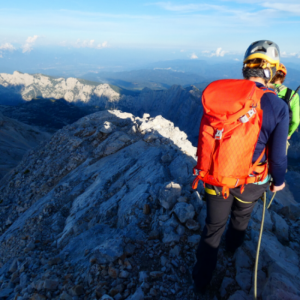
[253,82,289,186]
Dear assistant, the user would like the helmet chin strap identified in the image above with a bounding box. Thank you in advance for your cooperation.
[264,69,271,80]
[263,65,276,83]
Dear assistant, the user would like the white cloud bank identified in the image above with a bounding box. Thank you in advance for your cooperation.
[75,39,108,49]
[22,35,39,53]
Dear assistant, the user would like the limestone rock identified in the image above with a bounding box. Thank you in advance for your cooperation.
[234,248,251,273]
[190,191,204,213]
[43,279,59,290]
[227,290,248,300]
[173,202,195,223]
[159,182,182,210]
[185,219,200,231]
[197,204,207,230]
[100,295,114,300]
[220,277,234,297]
[126,287,144,300]
[188,235,201,246]
[236,269,252,291]
[99,121,115,134]
[271,211,289,242]
[251,202,273,232]
[0,288,14,298]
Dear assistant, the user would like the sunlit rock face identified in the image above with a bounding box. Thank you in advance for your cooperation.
[116,85,203,145]
[0,71,120,105]
[0,110,299,300]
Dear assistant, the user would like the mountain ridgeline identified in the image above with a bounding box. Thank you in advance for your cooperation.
[0,71,203,145]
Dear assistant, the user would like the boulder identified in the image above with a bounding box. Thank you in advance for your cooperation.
[159,182,182,210]
[173,202,195,223]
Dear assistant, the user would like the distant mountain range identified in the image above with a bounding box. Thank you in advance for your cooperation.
[81,60,240,90]
[81,60,300,91]
[0,71,204,145]
[0,71,120,105]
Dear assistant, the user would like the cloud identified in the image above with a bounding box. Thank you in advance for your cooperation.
[281,51,300,58]
[180,49,185,52]
[211,47,226,57]
[22,35,39,53]
[234,58,240,61]
[154,67,172,70]
[202,48,227,57]
[262,2,300,14]
[0,43,15,58]
[26,35,39,44]
[0,43,15,51]
[190,53,198,59]
[75,39,108,49]
[150,2,225,13]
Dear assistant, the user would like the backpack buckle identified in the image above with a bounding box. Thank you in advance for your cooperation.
[193,168,201,176]
[215,129,224,140]
[239,108,256,123]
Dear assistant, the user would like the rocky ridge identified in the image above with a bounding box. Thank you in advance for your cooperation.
[0,111,299,300]
[116,85,203,145]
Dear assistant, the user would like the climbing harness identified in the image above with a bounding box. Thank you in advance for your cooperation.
[253,191,276,300]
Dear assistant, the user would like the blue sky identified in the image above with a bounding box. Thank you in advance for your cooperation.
[1,0,300,74]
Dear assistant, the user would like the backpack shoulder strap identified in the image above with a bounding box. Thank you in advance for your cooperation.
[284,88,293,104]
[257,86,277,96]
[275,84,287,94]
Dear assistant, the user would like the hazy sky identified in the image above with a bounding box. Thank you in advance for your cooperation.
[1,0,300,74]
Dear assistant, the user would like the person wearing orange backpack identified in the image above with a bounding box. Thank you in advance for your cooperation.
[192,40,289,294]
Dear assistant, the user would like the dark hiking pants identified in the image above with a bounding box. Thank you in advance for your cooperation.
[192,182,269,288]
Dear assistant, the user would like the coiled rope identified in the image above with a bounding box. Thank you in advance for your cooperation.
[253,191,276,300]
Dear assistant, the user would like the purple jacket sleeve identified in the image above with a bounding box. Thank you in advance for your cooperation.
[253,83,289,186]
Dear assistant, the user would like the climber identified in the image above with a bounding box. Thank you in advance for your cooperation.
[269,63,300,147]
[192,40,289,294]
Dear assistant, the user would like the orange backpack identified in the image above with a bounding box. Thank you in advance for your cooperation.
[192,79,275,198]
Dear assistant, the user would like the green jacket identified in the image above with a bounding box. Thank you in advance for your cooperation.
[274,84,300,137]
